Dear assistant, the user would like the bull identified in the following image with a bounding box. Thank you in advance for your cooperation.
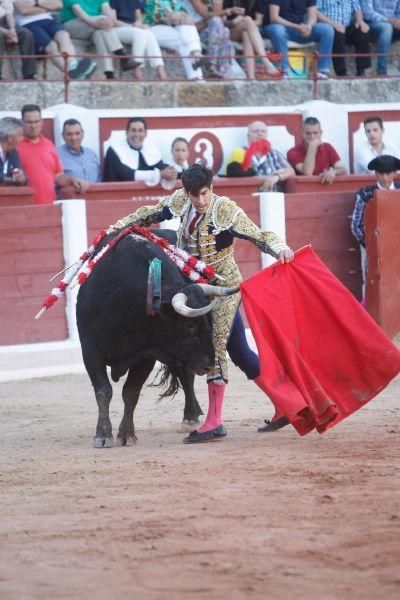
[76,230,236,448]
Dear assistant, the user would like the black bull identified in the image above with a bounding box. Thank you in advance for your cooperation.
[76,230,234,447]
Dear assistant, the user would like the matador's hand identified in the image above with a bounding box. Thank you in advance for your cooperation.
[279,248,294,264]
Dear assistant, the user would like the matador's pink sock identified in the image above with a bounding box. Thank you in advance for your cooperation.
[197,381,226,433]
[254,375,283,422]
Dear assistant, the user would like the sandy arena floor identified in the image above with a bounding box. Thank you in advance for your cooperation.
[0,363,399,600]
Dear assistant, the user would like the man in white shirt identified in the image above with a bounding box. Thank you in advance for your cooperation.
[354,115,400,174]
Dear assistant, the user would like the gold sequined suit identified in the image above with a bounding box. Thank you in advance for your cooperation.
[114,189,289,382]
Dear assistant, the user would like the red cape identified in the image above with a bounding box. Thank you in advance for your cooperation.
[241,246,400,435]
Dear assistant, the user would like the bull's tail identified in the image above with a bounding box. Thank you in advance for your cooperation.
[150,365,181,399]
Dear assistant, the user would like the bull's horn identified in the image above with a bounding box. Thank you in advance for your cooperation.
[197,283,240,297]
[172,293,218,318]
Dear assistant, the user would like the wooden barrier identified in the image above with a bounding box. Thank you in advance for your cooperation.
[285,191,362,298]
[57,177,262,203]
[0,205,67,345]
[283,174,377,193]
[0,186,35,207]
[365,190,400,338]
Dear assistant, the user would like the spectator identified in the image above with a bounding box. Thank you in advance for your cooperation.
[360,0,400,75]
[262,0,335,79]
[61,0,139,80]
[351,154,400,294]
[110,0,167,79]
[287,116,346,184]
[18,104,90,204]
[14,0,96,78]
[103,116,177,184]
[182,0,230,78]
[226,120,295,191]
[354,115,400,173]
[170,136,189,177]
[316,0,371,76]
[223,0,279,79]
[143,0,207,80]
[0,0,37,79]
[57,118,101,182]
[0,116,27,185]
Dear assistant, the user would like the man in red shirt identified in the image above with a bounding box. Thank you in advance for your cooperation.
[18,104,90,205]
[287,117,346,185]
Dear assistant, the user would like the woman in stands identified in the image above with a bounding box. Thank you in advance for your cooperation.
[222,0,279,79]
[182,0,231,78]
[111,0,167,79]
[143,0,207,80]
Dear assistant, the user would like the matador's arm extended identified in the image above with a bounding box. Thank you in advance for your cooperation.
[216,199,291,259]
[109,196,172,230]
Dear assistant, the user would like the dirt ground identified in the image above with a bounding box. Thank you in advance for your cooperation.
[0,362,399,600]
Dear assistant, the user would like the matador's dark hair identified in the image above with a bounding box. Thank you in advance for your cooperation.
[181,163,213,194]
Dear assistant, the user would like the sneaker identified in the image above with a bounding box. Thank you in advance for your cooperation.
[316,71,329,80]
[68,57,96,80]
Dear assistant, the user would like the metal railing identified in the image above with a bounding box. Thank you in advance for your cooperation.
[1,50,400,102]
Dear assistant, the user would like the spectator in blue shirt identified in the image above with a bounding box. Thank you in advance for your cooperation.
[57,119,101,183]
[317,1,371,76]
[261,0,335,78]
[360,0,400,74]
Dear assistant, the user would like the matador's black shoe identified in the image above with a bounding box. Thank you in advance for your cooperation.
[183,425,227,444]
[257,416,290,432]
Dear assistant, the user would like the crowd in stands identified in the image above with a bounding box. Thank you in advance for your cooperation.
[2,105,400,198]
[1,1,400,80]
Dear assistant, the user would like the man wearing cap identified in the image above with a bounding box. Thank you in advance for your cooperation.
[351,154,400,293]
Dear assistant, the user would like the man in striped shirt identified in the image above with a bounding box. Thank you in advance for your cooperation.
[316,0,371,76]
[225,120,295,191]
[360,0,400,74]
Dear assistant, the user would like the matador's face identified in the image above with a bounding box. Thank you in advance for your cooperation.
[187,185,213,214]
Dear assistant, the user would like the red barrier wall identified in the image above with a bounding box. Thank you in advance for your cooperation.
[365,190,400,338]
[0,205,67,345]
[57,177,261,203]
[285,191,362,298]
[0,186,35,207]
[283,174,377,193]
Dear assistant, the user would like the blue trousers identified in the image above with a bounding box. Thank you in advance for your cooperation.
[227,310,259,380]
[367,21,400,74]
[262,22,334,74]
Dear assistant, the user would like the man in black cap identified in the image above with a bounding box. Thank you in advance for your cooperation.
[351,154,400,294]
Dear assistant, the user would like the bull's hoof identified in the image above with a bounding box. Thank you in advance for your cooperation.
[180,418,201,433]
[93,436,114,448]
[115,434,137,446]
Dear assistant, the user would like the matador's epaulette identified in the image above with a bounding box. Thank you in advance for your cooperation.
[168,189,190,217]
[211,196,243,234]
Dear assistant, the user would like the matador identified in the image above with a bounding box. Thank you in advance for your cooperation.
[109,164,294,443]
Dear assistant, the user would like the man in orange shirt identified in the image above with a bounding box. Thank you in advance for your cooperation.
[18,104,90,205]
